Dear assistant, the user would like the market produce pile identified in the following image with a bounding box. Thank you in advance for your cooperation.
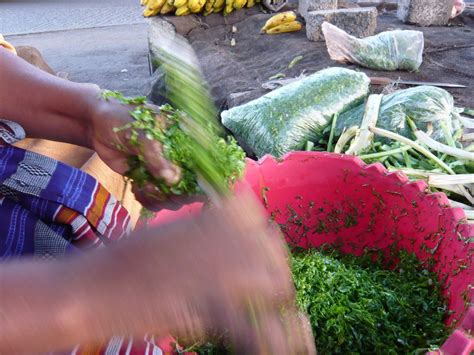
[140,0,260,17]
[222,68,474,216]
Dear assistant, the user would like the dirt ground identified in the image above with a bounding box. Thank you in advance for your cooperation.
[160,4,474,110]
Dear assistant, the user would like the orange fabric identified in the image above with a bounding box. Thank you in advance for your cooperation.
[13,140,143,228]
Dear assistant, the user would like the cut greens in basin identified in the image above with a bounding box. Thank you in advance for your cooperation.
[291,249,448,354]
[178,248,449,354]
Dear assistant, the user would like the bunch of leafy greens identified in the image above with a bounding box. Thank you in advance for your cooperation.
[291,249,448,354]
[102,90,245,196]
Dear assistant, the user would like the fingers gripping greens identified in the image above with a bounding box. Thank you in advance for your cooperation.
[103,91,245,197]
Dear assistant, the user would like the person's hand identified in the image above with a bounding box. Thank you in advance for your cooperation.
[81,192,316,354]
[88,94,187,210]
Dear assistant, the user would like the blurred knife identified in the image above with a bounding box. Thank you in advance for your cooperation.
[370,76,466,89]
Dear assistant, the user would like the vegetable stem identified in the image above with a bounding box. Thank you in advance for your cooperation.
[369,126,455,174]
[327,113,339,152]
[334,126,358,154]
[359,145,411,160]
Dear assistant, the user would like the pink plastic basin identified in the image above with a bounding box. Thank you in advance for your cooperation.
[150,152,474,354]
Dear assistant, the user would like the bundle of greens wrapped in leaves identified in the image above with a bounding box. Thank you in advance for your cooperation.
[103,91,245,197]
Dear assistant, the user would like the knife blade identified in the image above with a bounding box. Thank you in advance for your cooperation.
[370,76,466,88]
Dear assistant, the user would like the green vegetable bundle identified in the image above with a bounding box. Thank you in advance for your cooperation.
[292,249,448,354]
[325,87,474,208]
[221,67,370,158]
[337,86,459,144]
[322,22,424,71]
[103,91,245,197]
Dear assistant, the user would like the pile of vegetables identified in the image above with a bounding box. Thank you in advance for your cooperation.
[182,248,448,354]
[292,249,448,353]
[318,87,474,216]
[222,67,370,158]
[103,91,245,197]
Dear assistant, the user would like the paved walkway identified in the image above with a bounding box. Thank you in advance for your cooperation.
[2,0,151,96]
[0,0,146,35]
[6,24,150,96]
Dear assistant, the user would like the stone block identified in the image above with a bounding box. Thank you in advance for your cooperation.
[148,17,176,65]
[299,0,337,19]
[306,7,378,41]
[397,0,454,26]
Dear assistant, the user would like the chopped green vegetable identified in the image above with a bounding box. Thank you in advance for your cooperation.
[268,72,286,80]
[102,91,245,197]
[288,55,303,69]
[291,249,448,354]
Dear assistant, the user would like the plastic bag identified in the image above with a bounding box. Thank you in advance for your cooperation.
[336,86,460,144]
[221,67,370,158]
[451,0,466,18]
[322,22,424,71]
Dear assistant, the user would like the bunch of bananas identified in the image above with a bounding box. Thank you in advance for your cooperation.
[141,0,260,16]
[260,11,302,34]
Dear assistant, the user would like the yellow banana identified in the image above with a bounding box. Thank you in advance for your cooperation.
[198,0,207,10]
[246,0,255,7]
[205,0,215,11]
[261,11,297,33]
[174,0,187,8]
[167,0,174,5]
[144,0,167,16]
[265,20,302,34]
[213,0,225,11]
[175,5,190,15]
[160,2,175,14]
[233,0,246,9]
[188,0,199,12]
[189,0,205,12]
[223,0,233,15]
[140,0,149,6]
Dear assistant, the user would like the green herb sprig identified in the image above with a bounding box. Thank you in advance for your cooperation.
[102,90,245,197]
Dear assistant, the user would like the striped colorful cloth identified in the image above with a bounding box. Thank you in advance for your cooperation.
[0,145,188,354]
[0,145,132,258]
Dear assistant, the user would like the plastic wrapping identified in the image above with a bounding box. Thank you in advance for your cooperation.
[451,0,466,18]
[221,67,370,158]
[336,86,460,144]
[322,22,424,71]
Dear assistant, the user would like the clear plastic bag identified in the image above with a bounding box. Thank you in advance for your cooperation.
[451,0,466,18]
[322,22,424,71]
[221,67,370,158]
[336,86,460,144]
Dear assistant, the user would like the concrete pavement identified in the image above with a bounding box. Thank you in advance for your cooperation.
[6,24,150,96]
[0,0,146,35]
[2,0,151,96]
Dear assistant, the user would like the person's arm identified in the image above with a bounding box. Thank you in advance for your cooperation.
[0,194,315,354]
[0,47,99,147]
[0,47,181,208]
